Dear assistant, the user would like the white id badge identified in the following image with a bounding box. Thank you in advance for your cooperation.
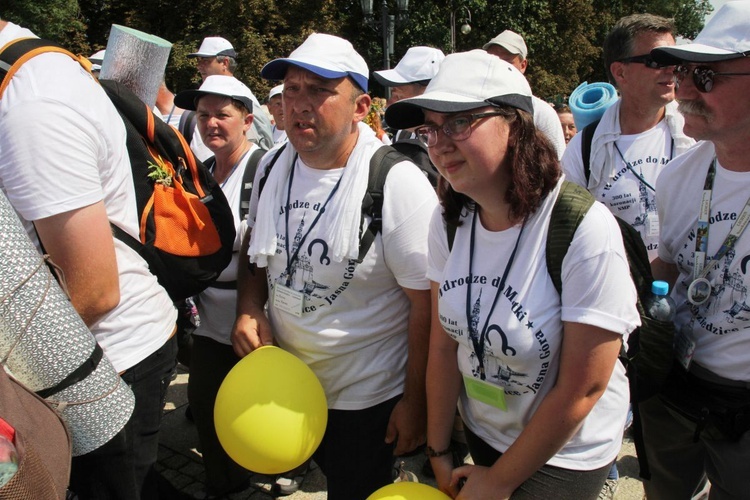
[675,324,696,370]
[648,213,660,237]
[273,283,304,317]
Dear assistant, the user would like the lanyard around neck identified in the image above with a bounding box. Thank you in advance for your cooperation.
[211,148,250,189]
[282,156,343,285]
[693,158,750,283]
[465,209,525,381]
[612,135,674,193]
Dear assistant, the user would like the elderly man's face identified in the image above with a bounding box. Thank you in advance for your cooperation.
[196,56,227,80]
[486,45,527,74]
[676,56,750,143]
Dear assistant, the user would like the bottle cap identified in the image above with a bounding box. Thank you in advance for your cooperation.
[652,280,669,296]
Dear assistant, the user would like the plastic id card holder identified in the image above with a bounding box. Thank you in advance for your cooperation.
[273,284,304,317]
[463,375,507,411]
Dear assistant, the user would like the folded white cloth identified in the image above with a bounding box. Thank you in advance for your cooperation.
[249,122,383,267]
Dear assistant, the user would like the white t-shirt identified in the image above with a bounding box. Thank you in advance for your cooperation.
[564,120,672,261]
[0,23,177,372]
[427,178,639,470]
[532,96,566,160]
[657,141,750,381]
[194,146,260,344]
[247,149,438,410]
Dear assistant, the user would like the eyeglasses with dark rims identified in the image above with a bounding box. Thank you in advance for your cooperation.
[673,64,750,93]
[617,54,671,69]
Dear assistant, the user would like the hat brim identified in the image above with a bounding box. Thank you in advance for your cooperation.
[372,69,412,86]
[385,92,533,130]
[261,59,368,92]
[187,49,237,59]
[174,90,253,113]
[651,44,746,64]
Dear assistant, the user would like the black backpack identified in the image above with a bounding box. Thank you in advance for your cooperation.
[391,134,438,188]
[0,39,236,302]
[256,144,412,262]
[204,147,267,222]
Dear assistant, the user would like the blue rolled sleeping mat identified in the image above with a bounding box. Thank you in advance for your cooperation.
[568,81,619,130]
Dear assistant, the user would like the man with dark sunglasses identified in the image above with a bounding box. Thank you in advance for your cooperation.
[640,2,750,498]
[561,13,695,499]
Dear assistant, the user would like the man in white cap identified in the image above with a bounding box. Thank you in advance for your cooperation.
[373,46,445,186]
[483,30,566,158]
[0,17,177,499]
[267,83,287,144]
[232,32,437,499]
[639,2,750,498]
[562,14,694,499]
[181,36,274,158]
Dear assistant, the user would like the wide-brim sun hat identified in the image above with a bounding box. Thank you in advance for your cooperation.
[174,75,255,112]
[187,36,237,58]
[384,49,533,131]
[651,1,750,64]
[372,46,446,86]
[261,33,369,92]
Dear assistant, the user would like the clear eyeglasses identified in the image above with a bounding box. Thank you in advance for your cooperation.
[415,111,505,148]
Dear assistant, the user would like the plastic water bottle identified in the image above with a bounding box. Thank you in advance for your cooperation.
[0,435,18,487]
[645,280,676,322]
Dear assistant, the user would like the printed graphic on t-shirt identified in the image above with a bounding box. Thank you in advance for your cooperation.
[676,220,750,334]
[438,277,552,398]
[269,202,358,313]
[594,124,672,259]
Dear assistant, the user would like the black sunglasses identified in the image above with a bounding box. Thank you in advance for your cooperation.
[617,54,671,69]
[674,64,750,93]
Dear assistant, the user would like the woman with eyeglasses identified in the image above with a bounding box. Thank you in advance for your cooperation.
[385,50,640,500]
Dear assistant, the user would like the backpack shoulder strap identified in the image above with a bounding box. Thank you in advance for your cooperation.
[239,147,268,221]
[546,181,595,296]
[256,143,288,200]
[178,110,197,144]
[0,38,91,99]
[357,145,410,262]
[580,118,601,184]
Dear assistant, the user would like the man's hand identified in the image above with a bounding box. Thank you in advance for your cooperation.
[385,394,426,456]
[231,312,275,357]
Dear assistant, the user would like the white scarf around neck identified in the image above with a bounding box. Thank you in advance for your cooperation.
[248,122,383,267]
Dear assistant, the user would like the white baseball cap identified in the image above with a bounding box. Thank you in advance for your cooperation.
[483,30,528,60]
[174,75,255,112]
[385,49,533,130]
[268,84,283,100]
[651,1,750,64]
[372,46,446,86]
[261,33,369,92]
[187,37,237,58]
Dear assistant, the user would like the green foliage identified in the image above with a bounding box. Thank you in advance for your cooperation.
[5,0,714,102]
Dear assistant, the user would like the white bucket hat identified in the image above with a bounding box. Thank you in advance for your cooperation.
[384,49,533,130]
[261,33,369,92]
[372,46,446,86]
[651,1,750,63]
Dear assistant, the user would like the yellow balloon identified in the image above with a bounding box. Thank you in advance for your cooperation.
[214,346,327,474]
[367,482,451,500]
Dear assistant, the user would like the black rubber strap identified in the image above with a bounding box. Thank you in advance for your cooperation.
[36,343,104,399]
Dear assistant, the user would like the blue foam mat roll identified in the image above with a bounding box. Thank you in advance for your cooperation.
[569,81,619,130]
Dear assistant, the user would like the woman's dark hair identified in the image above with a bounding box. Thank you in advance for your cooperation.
[438,106,561,228]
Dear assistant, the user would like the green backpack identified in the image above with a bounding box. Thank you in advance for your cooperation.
[446,181,677,478]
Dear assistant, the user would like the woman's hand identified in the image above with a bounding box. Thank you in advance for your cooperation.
[453,464,512,500]
[431,454,460,498]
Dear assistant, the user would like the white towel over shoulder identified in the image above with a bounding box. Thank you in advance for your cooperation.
[248,122,384,267]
